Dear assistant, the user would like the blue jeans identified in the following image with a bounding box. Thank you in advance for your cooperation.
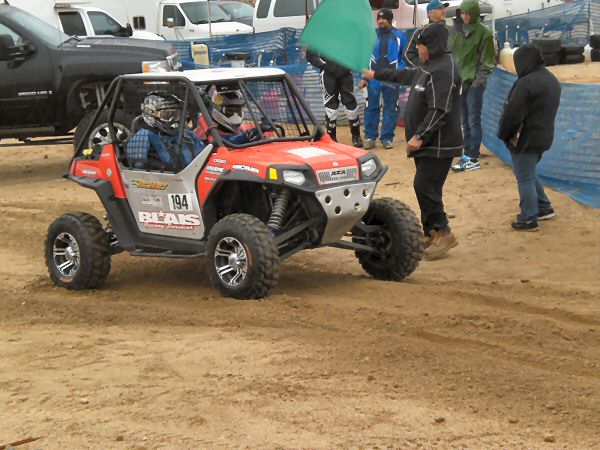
[460,86,484,160]
[510,151,552,222]
[364,82,399,142]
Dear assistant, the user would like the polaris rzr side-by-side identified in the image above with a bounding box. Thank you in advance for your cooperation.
[45,68,423,299]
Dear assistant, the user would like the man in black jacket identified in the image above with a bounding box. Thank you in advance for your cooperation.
[498,44,561,232]
[363,23,463,260]
[306,50,363,148]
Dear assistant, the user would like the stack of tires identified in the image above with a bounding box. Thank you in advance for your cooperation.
[532,38,561,66]
[591,34,600,62]
[559,45,585,65]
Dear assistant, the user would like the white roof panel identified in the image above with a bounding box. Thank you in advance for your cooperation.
[127,68,286,83]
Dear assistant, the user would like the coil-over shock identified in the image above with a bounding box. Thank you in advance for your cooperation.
[267,188,291,234]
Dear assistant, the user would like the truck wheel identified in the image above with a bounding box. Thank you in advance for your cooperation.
[206,214,279,299]
[45,212,111,290]
[74,109,132,151]
[353,198,423,281]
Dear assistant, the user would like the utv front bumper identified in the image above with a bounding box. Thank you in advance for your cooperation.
[315,182,377,244]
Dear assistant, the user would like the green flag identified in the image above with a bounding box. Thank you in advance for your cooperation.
[299,0,376,73]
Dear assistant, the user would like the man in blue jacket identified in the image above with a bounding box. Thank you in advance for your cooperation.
[358,8,408,150]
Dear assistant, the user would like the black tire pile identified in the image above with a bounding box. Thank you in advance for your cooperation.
[591,34,600,62]
[532,38,595,66]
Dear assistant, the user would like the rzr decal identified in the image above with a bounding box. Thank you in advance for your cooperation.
[131,179,169,190]
[82,169,97,176]
[138,211,201,230]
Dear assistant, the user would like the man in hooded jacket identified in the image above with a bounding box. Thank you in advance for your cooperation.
[363,23,463,260]
[451,0,496,172]
[497,43,561,232]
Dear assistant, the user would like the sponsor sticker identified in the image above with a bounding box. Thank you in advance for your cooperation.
[212,158,227,165]
[141,195,163,207]
[131,179,168,190]
[232,164,259,174]
[205,165,224,174]
[204,177,217,183]
[138,211,201,230]
[167,193,193,212]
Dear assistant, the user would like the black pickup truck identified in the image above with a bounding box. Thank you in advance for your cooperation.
[0,3,181,148]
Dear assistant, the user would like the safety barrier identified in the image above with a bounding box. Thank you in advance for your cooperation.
[482,68,600,208]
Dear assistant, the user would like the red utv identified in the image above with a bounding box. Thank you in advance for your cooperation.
[45,68,423,299]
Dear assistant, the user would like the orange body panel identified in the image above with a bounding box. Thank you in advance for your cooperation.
[70,144,127,198]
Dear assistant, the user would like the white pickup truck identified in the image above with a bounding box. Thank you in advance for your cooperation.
[7,0,163,39]
[93,0,253,39]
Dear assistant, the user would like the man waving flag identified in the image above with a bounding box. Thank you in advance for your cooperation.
[299,0,377,73]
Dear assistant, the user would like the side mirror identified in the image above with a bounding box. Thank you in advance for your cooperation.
[166,17,175,28]
[0,34,15,61]
[125,23,133,37]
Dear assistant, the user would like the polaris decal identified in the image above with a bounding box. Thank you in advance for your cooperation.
[232,164,259,174]
[168,193,192,212]
[131,179,169,190]
[138,211,200,230]
[415,84,425,92]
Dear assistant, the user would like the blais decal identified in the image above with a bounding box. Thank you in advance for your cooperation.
[138,211,201,230]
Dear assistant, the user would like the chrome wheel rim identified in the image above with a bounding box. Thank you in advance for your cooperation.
[53,232,80,278]
[214,237,248,287]
[88,122,129,148]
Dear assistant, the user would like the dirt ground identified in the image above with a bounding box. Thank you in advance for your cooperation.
[1,64,600,447]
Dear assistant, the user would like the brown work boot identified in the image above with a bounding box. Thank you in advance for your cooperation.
[423,230,458,261]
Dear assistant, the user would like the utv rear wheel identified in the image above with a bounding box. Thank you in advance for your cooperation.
[45,212,111,290]
[352,198,423,281]
[74,109,132,151]
[206,214,279,299]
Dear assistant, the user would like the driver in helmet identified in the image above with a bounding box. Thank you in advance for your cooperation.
[126,91,207,171]
[195,86,274,146]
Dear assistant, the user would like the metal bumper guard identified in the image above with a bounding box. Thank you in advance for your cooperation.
[315,182,377,244]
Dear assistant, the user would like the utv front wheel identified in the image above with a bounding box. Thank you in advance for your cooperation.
[206,214,279,299]
[352,198,423,281]
[45,212,111,290]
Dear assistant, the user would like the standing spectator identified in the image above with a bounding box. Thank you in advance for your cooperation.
[450,0,496,172]
[358,8,408,150]
[363,23,463,260]
[306,50,364,148]
[497,44,561,232]
[404,0,450,67]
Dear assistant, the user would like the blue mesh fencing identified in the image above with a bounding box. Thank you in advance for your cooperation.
[482,68,600,208]
[491,0,600,47]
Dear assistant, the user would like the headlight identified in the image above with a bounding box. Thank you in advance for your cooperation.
[283,170,306,185]
[142,59,171,73]
[361,158,377,177]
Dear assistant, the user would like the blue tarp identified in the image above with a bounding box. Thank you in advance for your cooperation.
[483,68,600,209]
[491,0,600,47]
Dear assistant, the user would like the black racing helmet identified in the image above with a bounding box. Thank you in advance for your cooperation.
[141,91,182,135]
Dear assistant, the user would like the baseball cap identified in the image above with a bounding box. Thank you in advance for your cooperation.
[377,8,393,23]
[426,0,450,13]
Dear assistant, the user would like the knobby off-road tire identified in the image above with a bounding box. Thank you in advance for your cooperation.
[45,212,111,290]
[590,48,600,62]
[590,34,600,50]
[206,214,280,300]
[74,109,133,151]
[353,198,423,282]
